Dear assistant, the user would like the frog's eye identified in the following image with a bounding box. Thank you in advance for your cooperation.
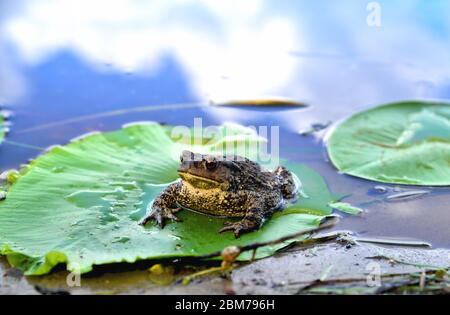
[180,155,184,162]
[205,160,218,170]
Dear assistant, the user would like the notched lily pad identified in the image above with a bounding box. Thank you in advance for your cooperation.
[327,101,450,185]
[0,122,341,275]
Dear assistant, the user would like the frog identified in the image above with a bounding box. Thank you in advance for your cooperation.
[139,150,298,237]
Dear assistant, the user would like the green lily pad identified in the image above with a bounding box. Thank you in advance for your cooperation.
[0,122,339,275]
[327,101,450,185]
[328,202,363,215]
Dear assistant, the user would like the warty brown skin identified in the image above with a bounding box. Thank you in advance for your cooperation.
[140,150,297,237]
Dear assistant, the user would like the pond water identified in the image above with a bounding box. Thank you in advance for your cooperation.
[0,1,449,248]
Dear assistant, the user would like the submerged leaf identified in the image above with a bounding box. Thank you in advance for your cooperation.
[0,123,340,275]
[327,101,450,185]
[385,190,430,202]
[213,98,307,109]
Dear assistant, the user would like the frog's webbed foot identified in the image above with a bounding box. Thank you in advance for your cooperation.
[139,182,182,228]
[139,206,182,228]
[219,217,261,238]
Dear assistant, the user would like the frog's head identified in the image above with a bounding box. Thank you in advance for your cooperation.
[177,150,246,191]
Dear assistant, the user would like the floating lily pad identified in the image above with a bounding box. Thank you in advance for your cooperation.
[0,123,339,275]
[328,202,363,215]
[327,101,450,185]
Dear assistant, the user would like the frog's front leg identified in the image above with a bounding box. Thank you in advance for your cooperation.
[139,182,182,228]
